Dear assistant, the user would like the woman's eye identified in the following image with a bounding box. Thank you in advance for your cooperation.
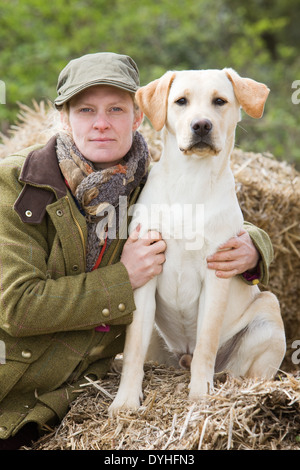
[110,107,123,112]
[175,97,187,106]
[79,107,93,113]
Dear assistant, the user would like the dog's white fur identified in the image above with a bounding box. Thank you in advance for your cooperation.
[109,68,286,415]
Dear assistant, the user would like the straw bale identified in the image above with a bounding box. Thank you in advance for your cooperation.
[0,101,58,159]
[29,363,300,451]
[230,149,300,371]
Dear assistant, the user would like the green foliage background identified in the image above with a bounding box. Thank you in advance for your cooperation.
[0,0,299,167]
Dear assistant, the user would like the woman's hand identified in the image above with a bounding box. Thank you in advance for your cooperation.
[121,226,167,289]
[206,229,260,279]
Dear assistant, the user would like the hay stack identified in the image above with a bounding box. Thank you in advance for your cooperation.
[30,363,300,450]
[230,149,300,371]
[0,101,56,159]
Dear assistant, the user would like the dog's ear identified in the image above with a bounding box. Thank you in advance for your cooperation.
[135,71,176,131]
[225,68,270,118]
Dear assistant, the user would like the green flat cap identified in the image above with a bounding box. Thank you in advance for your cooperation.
[54,52,140,109]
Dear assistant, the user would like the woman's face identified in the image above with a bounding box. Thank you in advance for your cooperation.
[63,85,143,169]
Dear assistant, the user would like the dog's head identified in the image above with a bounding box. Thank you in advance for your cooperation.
[136,68,270,158]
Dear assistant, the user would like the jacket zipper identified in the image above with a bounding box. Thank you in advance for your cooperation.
[65,195,86,271]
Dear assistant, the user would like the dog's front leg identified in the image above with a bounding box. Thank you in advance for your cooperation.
[108,278,157,416]
[189,271,231,401]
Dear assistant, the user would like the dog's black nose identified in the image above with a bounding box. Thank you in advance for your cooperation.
[191,119,213,136]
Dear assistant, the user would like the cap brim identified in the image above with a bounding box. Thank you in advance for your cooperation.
[54,79,138,109]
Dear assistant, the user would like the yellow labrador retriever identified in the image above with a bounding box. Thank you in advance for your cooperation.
[109,68,286,415]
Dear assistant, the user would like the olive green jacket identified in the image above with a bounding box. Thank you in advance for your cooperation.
[0,137,273,439]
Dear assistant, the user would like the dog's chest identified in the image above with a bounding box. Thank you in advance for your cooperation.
[154,246,204,351]
[157,248,203,309]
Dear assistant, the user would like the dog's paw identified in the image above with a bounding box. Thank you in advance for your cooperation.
[108,393,142,417]
[188,378,213,401]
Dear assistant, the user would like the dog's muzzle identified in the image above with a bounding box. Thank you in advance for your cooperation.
[180,118,218,154]
[191,118,214,150]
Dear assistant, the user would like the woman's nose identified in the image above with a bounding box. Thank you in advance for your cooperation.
[93,113,110,131]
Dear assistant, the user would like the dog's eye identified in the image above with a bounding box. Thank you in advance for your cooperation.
[214,98,227,106]
[175,97,187,106]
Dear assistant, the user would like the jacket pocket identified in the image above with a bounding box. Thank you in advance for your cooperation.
[0,334,52,403]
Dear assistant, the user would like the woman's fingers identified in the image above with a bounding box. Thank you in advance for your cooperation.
[121,229,166,289]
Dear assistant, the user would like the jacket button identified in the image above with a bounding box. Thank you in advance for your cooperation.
[25,210,32,217]
[118,303,126,312]
[21,350,32,359]
[0,426,7,432]
[72,265,79,271]
[102,308,110,317]
[56,209,63,217]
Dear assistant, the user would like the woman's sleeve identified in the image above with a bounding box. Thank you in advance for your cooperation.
[242,221,274,286]
[0,160,135,338]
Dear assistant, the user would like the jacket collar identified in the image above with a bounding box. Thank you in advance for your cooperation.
[14,136,67,224]
[19,135,67,199]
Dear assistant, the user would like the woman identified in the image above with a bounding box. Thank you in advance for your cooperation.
[0,52,272,449]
